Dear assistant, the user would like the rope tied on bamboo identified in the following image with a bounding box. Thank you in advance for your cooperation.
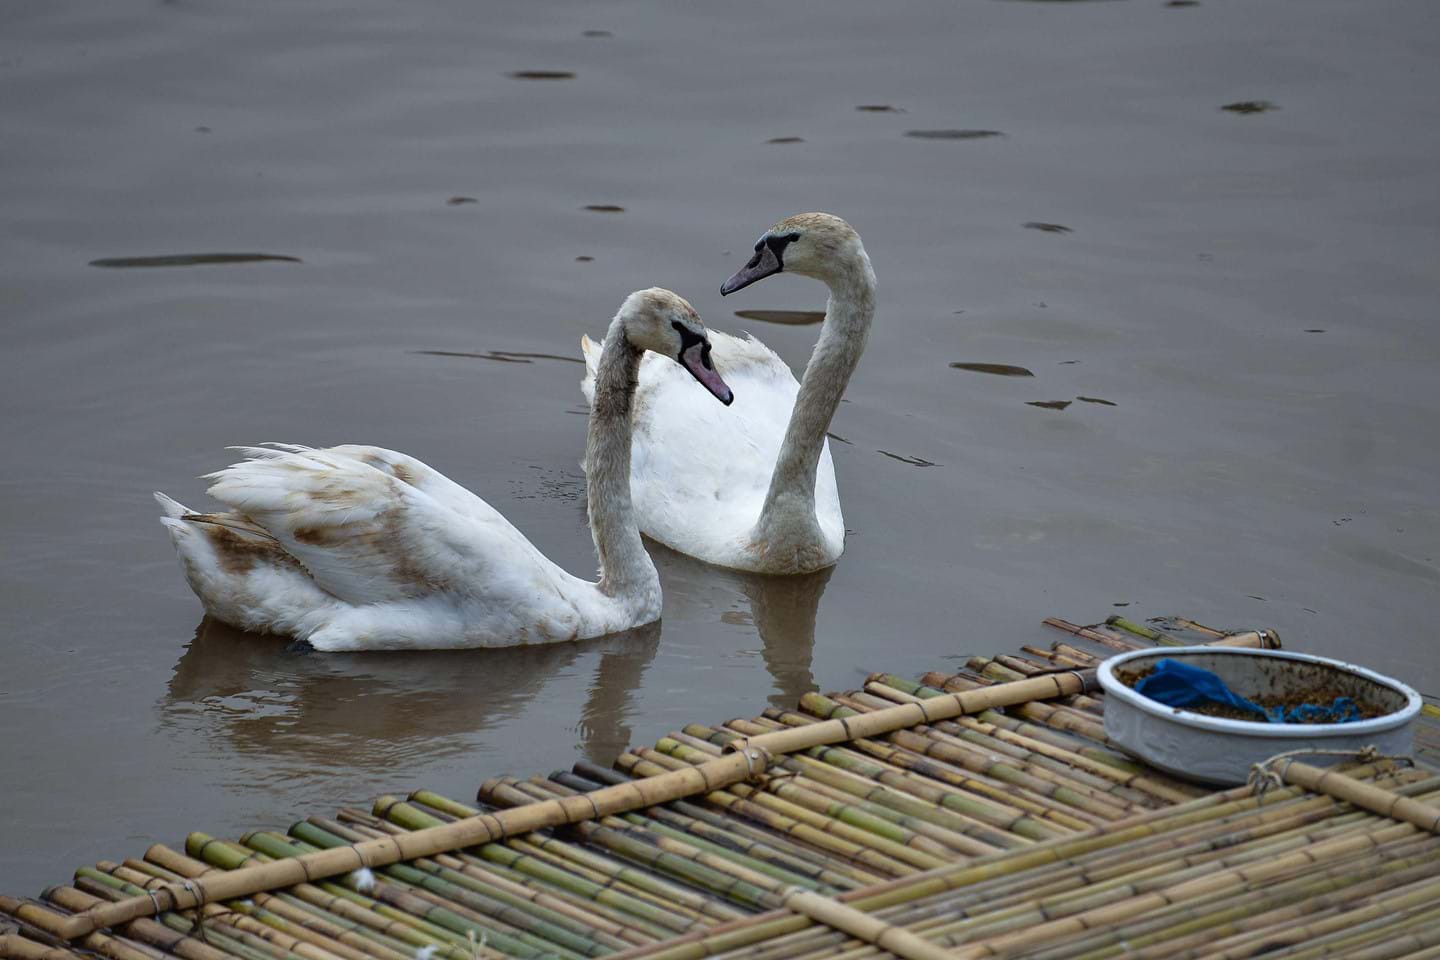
[1248,748,1439,835]
[1247,746,1409,801]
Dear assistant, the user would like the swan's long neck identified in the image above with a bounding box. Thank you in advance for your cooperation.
[756,249,876,539]
[587,317,659,598]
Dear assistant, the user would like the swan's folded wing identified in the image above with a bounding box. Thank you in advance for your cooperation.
[204,447,545,604]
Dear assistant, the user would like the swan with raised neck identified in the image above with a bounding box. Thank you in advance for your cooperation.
[580,212,876,575]
[157,288,732,651]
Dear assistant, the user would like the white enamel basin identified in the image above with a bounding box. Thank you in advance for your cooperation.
[1097,646,1422,787]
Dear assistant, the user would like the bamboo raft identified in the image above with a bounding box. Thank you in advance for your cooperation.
[5,615,1440,960]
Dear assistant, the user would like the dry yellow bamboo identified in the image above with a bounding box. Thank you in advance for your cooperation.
[776,890,950,960]
[52,670,1093,941]
[0,937,84,960]
[1273,760,1440,834]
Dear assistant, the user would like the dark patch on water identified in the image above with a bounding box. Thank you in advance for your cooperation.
[194,126,211,134]
[1167,0,1200,5]
[1027,400,1072,411]
[878,450,937,467]
[949,362,1035,377]
[1305,328,1325,333]
[1222,100,1278,114]
[89,252,301,268]
[446,196,477,206]
[584,204,625,213]
[826,432,852,445]
[767,136,804,144]
[412,349,585,365]
[1024,221,1073,233]
[1076,396,1117,406]
[1059,360,1081,365]
[575,255,594,262]
[509,71,576,80]
[1248,595,1267,601]
[856,104,905,113]
[582,30,613,38]
[1113,602,1131,607]
[905,129,1004,140]
[734,309,826,326]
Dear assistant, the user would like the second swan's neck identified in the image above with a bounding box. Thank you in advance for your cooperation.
[757,251,877,538]
[588,320,658,598]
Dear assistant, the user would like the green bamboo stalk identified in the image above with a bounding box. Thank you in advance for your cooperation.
[373,797,715,933]
[616,751,915,878]
[567,763,884,888]
[288,820,609,957]
[550,769,868,891]
[720,715,1078,837]
[771,705,1087,836]
[326,812,656,948]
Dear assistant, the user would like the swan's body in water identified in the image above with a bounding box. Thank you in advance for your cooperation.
[156,289,733,651]
[581,213,875,574]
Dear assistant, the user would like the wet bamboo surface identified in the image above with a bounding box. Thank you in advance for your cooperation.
[5,616,1439,960]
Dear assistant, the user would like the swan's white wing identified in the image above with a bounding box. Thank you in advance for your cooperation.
[582,330,842,566]
[204,446,567,606]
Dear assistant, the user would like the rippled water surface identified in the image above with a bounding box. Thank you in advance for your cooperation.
[3,0,1439,890]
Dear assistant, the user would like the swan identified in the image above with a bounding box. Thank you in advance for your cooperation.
[581,213,875,574]
[155,288,734,652]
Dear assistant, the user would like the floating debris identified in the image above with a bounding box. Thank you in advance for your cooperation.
[89,253,300,268]
[767,136,805,144]
[1024,221,1073,233]
[508,70,576,80]
[412,349,584,365]
[583,204,625,213]
[581,29,613,37]
[575,255,595,262]
[1027,400,1073,410]
[1076,396,1117,406]
[1222,99,1278,114]
[855,104,904,113]
[734,309,826,326]
[446,196,478,206]
[905,129,1004,140]
[878,450,937,466]
[1305,328,1325,333]
[949,362,1035,377]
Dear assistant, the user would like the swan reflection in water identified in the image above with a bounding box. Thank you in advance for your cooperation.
[161,552,832,776]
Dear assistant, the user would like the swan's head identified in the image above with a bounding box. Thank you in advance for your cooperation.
[621,288,734,405]
[721,212,862,295]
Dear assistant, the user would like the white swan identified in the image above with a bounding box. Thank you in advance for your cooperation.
[581,213,875,574]
[156,289,733,652]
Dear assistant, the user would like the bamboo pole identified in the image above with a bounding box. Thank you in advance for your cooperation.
[1271,760,1440,834]
[0,937,85,960]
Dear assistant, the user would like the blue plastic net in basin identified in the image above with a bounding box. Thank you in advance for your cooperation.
[1132,659,1363,724]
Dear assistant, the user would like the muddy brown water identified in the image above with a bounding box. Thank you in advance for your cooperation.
[2,0,1438,891]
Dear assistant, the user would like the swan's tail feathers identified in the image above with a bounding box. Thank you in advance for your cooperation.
[154,491,193,519]
[579,334,600,406]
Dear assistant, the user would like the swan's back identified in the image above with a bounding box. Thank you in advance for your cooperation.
[158,445,649,650]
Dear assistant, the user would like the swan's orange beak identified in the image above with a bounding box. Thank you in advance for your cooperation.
[680,341,733,405]
[721,244,782,296]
